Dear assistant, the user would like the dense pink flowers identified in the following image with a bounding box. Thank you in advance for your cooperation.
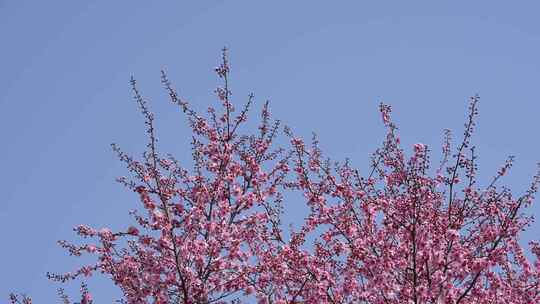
[10,50,540,303]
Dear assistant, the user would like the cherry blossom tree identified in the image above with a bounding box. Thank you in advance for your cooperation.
[10,49,540,304]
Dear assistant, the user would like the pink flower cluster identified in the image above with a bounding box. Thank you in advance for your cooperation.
[11,50,540,304]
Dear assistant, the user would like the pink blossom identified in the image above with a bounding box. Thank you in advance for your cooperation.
[12,51,540,304]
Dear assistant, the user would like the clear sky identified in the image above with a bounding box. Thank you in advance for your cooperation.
[2,1,540,302]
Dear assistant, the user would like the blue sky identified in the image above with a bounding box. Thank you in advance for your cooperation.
[2,1,540,302]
